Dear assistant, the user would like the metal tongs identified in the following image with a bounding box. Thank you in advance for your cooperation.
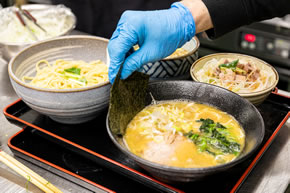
[14,3,46,41]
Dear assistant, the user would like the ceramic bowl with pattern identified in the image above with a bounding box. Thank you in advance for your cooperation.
[140,37,199,80]
[8,35,110,124]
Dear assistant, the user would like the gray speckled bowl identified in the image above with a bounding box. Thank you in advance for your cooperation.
[8,35,110,124]
[140,37,199,80]
[107,81,265,183]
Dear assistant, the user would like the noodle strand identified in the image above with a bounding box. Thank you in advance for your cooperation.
[22,59,108,89]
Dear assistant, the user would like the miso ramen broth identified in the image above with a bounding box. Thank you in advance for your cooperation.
[124,101,245,168]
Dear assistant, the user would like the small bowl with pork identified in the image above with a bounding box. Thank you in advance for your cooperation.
[190,53,279,105]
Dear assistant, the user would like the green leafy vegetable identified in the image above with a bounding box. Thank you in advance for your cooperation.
[63,72,82,79]
[67,78,87,86]
[64,67,81,75]
[61,67,87,86]
[185,118,241,156]
[219,59,239,70]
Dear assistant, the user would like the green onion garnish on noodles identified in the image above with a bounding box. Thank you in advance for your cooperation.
[62,67,87,86]
[64,67,81,75]
[219,59,239,70]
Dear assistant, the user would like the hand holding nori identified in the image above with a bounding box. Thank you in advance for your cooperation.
[108,69,149,136]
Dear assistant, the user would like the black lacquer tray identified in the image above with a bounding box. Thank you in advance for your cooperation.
[4,92,289,193]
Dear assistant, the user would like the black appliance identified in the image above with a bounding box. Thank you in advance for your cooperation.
[197,15,290,91]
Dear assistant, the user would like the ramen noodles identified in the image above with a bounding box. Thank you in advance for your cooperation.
[165,48,189,59]
[22,59,108,89]
[124,101,245,168]
[134,45,189,59]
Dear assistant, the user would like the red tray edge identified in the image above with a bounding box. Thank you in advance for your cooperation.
[4,92,290,193]
[7,128,116,193]
[4,101,184,193]
[230,111,289,192]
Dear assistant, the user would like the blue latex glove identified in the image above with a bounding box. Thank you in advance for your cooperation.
[108,2,196,83]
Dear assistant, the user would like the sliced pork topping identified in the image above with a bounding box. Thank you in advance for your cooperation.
[195,57,276,93]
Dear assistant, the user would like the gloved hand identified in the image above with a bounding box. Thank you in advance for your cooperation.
[108,2,196,83]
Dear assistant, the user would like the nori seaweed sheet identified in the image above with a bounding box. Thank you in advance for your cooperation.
[108,71,149,136]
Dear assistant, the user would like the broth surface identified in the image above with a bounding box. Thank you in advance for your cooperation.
[124,101,245,168]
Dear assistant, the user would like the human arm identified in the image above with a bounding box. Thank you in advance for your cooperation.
[201,0,290,38]
[182,0,290,38]
[180,0,213,34]
[108,0,290,83]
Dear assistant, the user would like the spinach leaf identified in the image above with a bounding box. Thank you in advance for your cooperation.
[185,118,241,156]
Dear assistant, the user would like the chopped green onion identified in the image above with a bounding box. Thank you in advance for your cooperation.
[60,67,87,86]
[64,67,81,75]
[63,72,82,79]
[219,59,239,70]
[68,78,87,86]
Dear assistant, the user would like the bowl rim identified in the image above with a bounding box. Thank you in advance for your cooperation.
[0,4,77,46]
[190,53,279,97]
[8,35,110,93]
[161,36,200,61]
[106,80,265,173]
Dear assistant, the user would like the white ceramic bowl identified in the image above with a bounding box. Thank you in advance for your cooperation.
[8,35,110,124]
[190,53,279,105]
[0,4,76,61]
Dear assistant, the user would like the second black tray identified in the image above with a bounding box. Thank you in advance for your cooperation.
[4,92,290,193]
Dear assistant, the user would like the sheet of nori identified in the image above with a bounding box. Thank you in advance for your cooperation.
[108,70,149,136]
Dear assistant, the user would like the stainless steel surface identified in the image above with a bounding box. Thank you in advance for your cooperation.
[0,31,289,192]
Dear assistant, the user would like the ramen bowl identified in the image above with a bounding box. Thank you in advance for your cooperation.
[0,4,76,61]
[140,37,199,80]
[190,53,279,105]
[107,81,265,183]
[8,35,110,124]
